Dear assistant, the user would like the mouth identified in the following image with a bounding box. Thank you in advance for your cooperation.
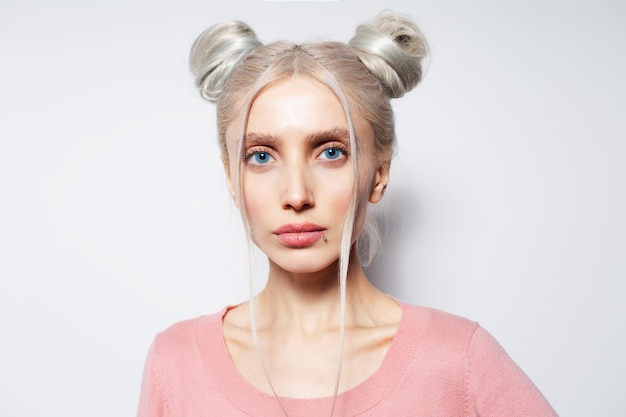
[273,223,327,247]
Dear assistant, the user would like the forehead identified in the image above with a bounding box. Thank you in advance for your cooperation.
[247,76,346,134]
[226,76,374,148]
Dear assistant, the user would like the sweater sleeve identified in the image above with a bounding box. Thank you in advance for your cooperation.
[137,340,170,417]
[465,326,558,417]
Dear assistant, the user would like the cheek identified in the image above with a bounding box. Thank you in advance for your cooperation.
[242,181,266,223]
[241,187,269,246]
[318,168,354,210]
[241,172,282,236]
[353,162,378,230]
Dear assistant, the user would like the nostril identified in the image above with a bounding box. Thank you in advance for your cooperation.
[285,201,313,211]
[281,171,314,210]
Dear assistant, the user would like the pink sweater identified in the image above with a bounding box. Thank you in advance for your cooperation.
[137,304,557,416]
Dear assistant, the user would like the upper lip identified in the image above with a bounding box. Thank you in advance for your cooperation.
[273,223,326,234]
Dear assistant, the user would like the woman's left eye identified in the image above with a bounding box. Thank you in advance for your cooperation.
[320,147,345,160]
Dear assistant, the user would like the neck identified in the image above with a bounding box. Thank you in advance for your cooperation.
[254,249,389,335]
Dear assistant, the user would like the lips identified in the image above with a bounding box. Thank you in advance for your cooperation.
[273,223,326,247]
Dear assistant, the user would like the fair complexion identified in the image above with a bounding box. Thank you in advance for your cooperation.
[222,76,401,398]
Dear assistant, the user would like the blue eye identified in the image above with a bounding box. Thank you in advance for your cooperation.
[321,148,344,160]
[249,151,273,165]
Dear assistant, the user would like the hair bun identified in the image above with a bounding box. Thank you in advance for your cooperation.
[189,21,262,102]
[349,12,428,98]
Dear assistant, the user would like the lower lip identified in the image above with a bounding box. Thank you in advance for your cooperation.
[275,231,325,247]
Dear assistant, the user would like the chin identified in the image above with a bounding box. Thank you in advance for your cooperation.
[269,252,339,276]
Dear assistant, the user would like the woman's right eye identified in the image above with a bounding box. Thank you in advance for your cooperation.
[247,151,274,165]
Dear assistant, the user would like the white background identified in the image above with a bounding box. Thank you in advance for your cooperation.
[1,0,624,416]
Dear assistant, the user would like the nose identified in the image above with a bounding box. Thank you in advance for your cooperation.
[281,162,314,211]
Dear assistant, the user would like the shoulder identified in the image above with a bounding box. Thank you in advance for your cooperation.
[141,309,228,395]
[398,305,557,416]
[150,309,226,359]
[400,303,480,352]
[400,304,516,368]
[138,308,237,415]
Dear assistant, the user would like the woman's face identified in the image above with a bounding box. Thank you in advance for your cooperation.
[225,76,388,274]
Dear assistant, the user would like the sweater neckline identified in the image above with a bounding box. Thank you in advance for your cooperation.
[197,302,420,416]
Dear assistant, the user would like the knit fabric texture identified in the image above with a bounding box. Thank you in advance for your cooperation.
[137,303,558,416]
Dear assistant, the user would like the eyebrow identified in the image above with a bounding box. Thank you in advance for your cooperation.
[306,127,350,143]
[243,127,350,146]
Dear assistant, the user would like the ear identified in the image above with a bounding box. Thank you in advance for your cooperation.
[369,164,389,204]
[222,158,239,207]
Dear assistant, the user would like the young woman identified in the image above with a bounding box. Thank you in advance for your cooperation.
[137,12,558,417]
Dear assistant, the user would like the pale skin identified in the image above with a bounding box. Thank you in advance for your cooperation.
[222,76,402,398]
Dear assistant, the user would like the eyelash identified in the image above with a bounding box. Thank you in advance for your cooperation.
[243,142,350,166]
[244,147,274,165]
[319,143,349,162]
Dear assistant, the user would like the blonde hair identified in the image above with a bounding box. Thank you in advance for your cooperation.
[189,11,428,414]
[190,11,427,261]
